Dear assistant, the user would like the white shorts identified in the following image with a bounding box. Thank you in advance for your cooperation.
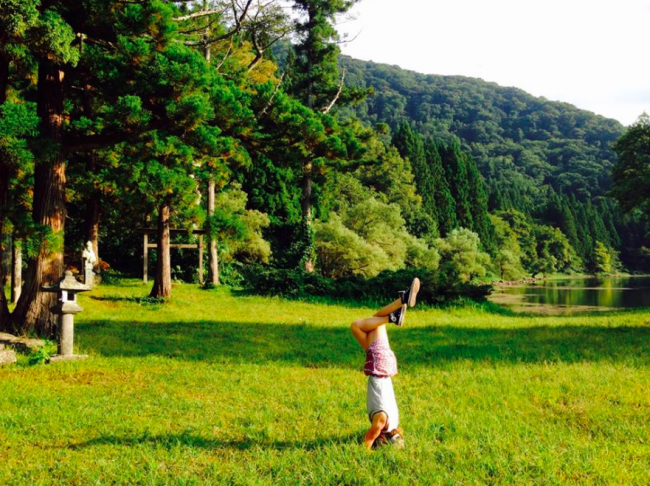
[367,375,399,432]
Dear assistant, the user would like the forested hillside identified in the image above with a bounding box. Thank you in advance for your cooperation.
[335,56,649,270]
[339,56,624,201]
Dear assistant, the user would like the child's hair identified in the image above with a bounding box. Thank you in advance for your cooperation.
[372,427,405,449]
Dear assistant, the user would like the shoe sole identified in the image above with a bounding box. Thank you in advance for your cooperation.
[408,278,420,307]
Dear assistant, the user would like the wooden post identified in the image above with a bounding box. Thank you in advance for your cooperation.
[143,232,148,284]
[198,234,204,285]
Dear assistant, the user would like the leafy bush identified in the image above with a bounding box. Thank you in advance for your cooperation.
[435,228,492,286]
[313,198,439,279]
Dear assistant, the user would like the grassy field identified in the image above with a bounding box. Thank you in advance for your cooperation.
[1,280,650,485]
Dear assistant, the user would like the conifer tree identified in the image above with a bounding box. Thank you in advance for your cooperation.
[4,1,250,333]
[7,2,80,336]
[424,138,457,236]
[465,152,496,254]
[289,0,362,272]
[572,199,594,268]
[440,139,473,231]
[559,195,580,253]
[0,0,39,328]
[392,123,438,237]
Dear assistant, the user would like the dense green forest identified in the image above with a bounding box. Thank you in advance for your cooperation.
[0,0,648,339]
[334,56,650,271]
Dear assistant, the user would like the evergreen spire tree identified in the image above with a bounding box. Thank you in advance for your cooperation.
[440,139,473,230]
[572,196,594,266]
[558,195,580,254]
[424,138,457,236]
[291,0,360,111]
[465,152,496,254]
[392,123,437,226]
[288,0,361,272]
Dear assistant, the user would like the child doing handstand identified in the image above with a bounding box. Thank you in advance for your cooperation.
[350,278,420,450]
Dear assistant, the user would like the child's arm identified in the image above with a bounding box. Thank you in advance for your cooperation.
[363,412,387,450]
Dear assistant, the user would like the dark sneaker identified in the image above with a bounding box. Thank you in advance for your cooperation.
[388,304,407,326]
[399,277,420,307]
[387,430,405,449]
[373,428,405,449]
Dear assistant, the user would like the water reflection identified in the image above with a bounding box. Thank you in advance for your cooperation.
[490,276,650,313]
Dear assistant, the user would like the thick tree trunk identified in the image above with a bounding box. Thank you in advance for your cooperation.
[11,235,21,304]
[301,161,314,273]
[11,62,66,338]
[149,203,172,298]
[206,179,219,286]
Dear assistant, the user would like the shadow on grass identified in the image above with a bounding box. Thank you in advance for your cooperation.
[90,296,166,305]
[78,318,650,367]
[68,431,361,451]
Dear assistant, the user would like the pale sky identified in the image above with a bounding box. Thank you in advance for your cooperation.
[337,0,650,126]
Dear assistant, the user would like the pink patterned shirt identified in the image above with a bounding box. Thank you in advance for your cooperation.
[364,338,398,377]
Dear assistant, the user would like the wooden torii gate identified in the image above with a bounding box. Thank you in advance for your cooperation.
[138,228,206,285]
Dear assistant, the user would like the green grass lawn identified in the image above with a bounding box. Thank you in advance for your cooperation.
[2,280,650,485]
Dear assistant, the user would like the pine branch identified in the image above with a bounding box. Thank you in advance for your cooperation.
[174,8,223,22]
[258,72,285,116]
[184,0,253,46]
[322,68,346,114]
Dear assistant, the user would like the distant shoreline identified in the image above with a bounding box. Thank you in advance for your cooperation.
[493,273,650,287]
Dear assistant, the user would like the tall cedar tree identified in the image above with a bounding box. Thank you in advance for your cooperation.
[6,1,80,336]
[252,86,357,267]
[391,123,438,236]
[424,138,457,236]
[465,151,496,254]
[0,0,39,328]
[440,139,474,231]
[6,1,238,333]
[289,0,360,271]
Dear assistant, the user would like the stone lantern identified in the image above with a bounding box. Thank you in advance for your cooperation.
[42,271,91,362]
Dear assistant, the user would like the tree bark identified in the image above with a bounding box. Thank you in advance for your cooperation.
[301,160,314,273]
[11,61,66,338]
[202,11,219,287]
[149,202,172,298]
[11,235,21,304]
[206,178,219,286]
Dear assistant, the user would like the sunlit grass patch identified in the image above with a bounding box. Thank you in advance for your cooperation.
[1,280,649,484]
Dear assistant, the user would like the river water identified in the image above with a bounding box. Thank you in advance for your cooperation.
[489,276,650,314]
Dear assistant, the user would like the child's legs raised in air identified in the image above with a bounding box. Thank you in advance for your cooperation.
[373,298,403,318]
[350,316,388,350]
[350,298,403,350]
